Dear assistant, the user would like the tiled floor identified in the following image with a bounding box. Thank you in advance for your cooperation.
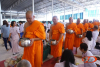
[0,44,24,61]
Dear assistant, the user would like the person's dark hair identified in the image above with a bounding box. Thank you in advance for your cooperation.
[94,25,98,29]
[44,26,46,31]
[47,29,50,33]
[11,21,16,26]
[48,21,51,24]
[86,31,92,41]
[3,20,8,27]
[80,43,88,51]
[60,49,75,67]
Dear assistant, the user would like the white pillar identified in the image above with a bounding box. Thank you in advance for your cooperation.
[64,3,65,22]
[32,0,34,15]
[10,9,12,22]
[0,1,2,26]
[4,13,5,19]
[52,0,53,17]
[78,8,80,18]
[17,12,19,22]
[72,7,73,18]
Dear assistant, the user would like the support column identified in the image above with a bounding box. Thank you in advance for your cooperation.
[52,0,53,17]
[4,13,5,19]
[72,7,73,18]
[0,1,2,26]
[64,3,65,22]
[32,0,34,15]
[17,12,19,22]
[10,9,12,22]
[78,8,80,18]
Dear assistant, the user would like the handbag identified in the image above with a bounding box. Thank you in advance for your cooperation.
[0,38,4,46]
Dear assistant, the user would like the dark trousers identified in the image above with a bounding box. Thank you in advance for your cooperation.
[20,32,23,38]
[3,37,12,50]
[95,42,100,50]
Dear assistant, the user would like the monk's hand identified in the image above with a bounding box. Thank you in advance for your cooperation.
[56,41,59,45]
[30,38,34,46]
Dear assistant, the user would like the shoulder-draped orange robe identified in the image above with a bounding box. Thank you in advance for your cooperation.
[22,20,46,67]
[83,23,89,32]
[88,23,94,31]
[51,22,65,58]
[74,23,84,48]
[64,23,77,50]
[93,22,99,26]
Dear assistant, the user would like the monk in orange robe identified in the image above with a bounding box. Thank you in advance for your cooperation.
[22,11,46,67]
[49,16,65,62]
[74,18,84,53]
[83,19,89,32]
[64,17,77,50]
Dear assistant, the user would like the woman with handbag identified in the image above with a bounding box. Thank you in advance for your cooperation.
[1,20,12,51]
[9,21,20,55]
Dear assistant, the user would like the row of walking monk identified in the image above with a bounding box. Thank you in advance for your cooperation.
[21,11,100,67]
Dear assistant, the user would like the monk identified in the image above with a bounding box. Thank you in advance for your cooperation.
[49,16,65,62]
[83,19,89,32]
[22,11,46,67]
[88,20,94,31]
[64,17,77,50]
[74,18,84,53]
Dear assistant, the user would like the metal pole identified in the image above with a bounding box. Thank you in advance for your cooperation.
[4,13,5,19]
[78,8,80,18]
[64,3,65,22]
[32,0,34,15]
[10,9,12,22]
[52,0,53,17]
[0,1,2,26]
[72,7,73,18]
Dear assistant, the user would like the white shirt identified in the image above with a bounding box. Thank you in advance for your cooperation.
[46,33,49,41]
[92,30,99,49]
[44,23,47,27]
[82,37,93,50]
[19,24,24,33]
[82,51,97,67]
[54,61,77,67]
[97,36,100,43]
[47,23,51,29]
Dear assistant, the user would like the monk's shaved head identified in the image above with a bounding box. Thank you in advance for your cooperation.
[17,60,32,67]
[52,16,58,25]
[69,17,73,24]
[26,11,35,24]
[26,11,33,16]
[77,18,80,24]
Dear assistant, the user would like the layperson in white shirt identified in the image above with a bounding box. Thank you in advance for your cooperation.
[82,31,93,50]
[92,25,99,50]
[19,21,24,38]
[79,43,97,67]
[54,49,77,67]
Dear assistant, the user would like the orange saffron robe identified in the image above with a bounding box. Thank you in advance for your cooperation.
[22,20,46,67]
[51,22,65,58]
[83,23,89,32]
[88,23,94,31]
[64,23,77,50]
[74,23,84,48]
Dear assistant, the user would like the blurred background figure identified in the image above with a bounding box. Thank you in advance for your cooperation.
[19,21,24,38]
[17,60,32,67]
[9,21,20,55]
[1,20,12,51]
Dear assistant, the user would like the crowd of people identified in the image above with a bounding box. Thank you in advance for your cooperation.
[1,10,100,67]
[1,20,24,55]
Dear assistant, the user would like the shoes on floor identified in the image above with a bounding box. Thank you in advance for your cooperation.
[6,49,9,51]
